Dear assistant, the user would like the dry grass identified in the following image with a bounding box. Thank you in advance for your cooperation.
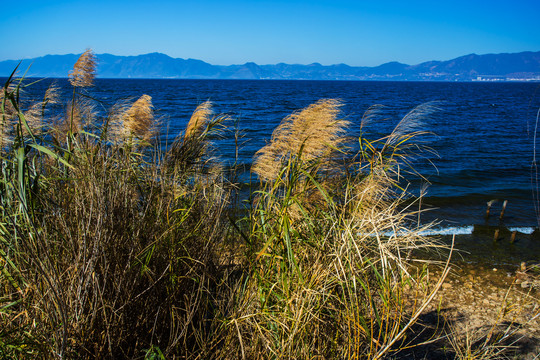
[165,101,229,181]
[1,82,61,145]
[123,94,154,139]
[0,84,18,147]
[0,61,236,358]
[185,100,213,139]
[68,49,97,88]
[445,289,540,360]
[64,97,96,134]
[219,99,452,359]
[252,98,349,182]
[109,94,155,143]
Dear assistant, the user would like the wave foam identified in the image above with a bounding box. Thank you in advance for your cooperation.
[508,227,536,235]
[418,226,474,236]
[418,226,536,236]
[369,226,536,238]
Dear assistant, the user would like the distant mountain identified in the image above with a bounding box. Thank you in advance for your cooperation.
[408,52,540,81]
[1,51,539,81]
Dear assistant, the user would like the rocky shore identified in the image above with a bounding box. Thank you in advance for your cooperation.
[405,232,540,359]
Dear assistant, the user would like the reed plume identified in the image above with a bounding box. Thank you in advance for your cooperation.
[384,101,439,147]
[1,84,18,126]
[0,119,9,149]
[107,100,129,141]
[165,101,229,177]
[121,94,154,141]
[69,49,97,87]
[51,98,96,141]
[185,100,212,139]
[22,103,43,135]
[252,98,349,182]
[44,83,61,106]
[21,84,60,136]
[73,99,96,131]
[65,101,83,133]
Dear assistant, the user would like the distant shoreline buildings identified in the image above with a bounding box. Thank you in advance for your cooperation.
[473,75,540,82]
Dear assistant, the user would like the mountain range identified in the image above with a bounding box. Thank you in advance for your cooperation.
[1,51,539,81]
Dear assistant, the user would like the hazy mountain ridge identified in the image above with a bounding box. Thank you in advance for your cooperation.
[1,51,539,81]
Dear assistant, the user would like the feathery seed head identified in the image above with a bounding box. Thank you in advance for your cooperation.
[122,94,154,141]
[0,124,7,149]
[1,85,19,147]
[385,102,439,147]
[0,89,11,148]
[69,49,97,87]
[185,101,213,139]
[360,104,385,131]
[44,83,61,105]
[65,101,83,133]
[22,103,44,135]
[58,98,96,136]
[107,100,130,142]
[252,99,348,182]
[21,84,61,136]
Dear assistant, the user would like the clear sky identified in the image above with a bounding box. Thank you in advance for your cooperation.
[2,0,539,66]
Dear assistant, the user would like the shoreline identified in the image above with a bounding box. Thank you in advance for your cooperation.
[403,261,540,359]
[418,225,540,267]
[406,233,540,359]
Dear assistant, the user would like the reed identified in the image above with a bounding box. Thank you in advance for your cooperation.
[185,100,213,139]
[0,86,13,148]
[220,99,452,359]
[0,59,235,358]
[252,98,348,182]
[109,94,155,143]
[166,100,229,180]
[68,49,97,88]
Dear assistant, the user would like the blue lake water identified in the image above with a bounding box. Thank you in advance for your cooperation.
[11,78,540,231]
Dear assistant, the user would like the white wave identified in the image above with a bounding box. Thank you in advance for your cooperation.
[418,226,536,236]
[508,227,536,234]
[417,226,474,236]
[379,226,473,237]
[368,225,536,237]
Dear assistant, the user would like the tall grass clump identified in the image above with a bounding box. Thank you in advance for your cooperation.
[0,52,237,358]
[225,100,448,358]
[1,50,450,359]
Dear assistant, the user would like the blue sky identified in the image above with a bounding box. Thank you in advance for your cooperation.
[2,0,539,66]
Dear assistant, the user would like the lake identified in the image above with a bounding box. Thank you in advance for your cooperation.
[12,78,540,232]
